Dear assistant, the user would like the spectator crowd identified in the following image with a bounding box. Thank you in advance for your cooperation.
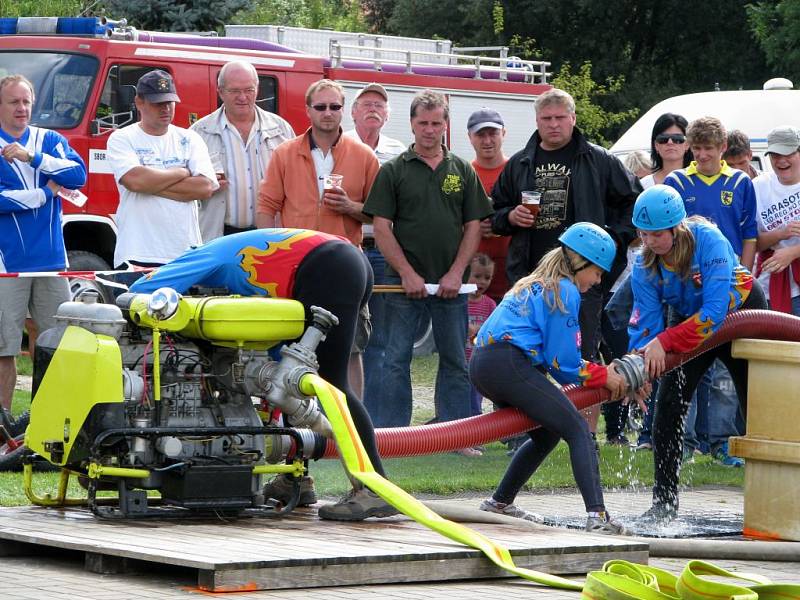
[2,63,800,524]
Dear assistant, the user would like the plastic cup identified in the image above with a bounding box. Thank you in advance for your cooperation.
[521,190,541,219]
[324,173,344,191]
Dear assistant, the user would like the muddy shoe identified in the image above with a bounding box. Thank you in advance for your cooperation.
[479,499,545,523]
[317,487,399,521]
[585,512,628,535]
[262,474,317,507]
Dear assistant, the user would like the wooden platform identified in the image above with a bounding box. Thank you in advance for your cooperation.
[0,505,648,592]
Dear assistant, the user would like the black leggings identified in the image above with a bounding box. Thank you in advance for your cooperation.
[293,241,384,477]
[651,282,767,509]
[469,342,605,512]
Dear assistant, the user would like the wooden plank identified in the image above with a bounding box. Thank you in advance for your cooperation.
[202,549,650,592]
[0,506,648,591]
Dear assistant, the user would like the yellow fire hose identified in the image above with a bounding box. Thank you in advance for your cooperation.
[301,373,800,598]
[300,372,582,590]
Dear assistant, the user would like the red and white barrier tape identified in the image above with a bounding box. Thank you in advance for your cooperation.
[0,268,153,291]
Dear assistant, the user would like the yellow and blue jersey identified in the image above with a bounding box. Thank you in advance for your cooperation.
[628,220,752,353]
[665,161,757,257]
[130,228,345,297]
[474,278,607,388]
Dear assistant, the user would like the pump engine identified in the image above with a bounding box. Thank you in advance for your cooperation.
[25,289,334,518]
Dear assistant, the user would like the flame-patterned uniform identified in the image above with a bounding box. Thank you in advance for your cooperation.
[130,228,346,296]
[627,220,752,354]
[474,278,607,388]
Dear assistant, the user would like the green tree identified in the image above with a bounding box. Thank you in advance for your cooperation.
[361,0,397,33]
[552,62,638,147]
[103,0,249,32]
[0,0,86,17]
[234,0,366,32]
[500,0,770,141]
[748,0,800,84]
[387,0,500,46]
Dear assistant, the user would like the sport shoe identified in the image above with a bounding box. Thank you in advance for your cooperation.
[262,474,317,507]
[713,442,744,467]
[479,499,545,523]
[585,512,628,535]
[635,441,652,451]
[639,503,677,524]
[317,487,399,521]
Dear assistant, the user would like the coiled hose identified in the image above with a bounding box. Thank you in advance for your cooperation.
[322,309,800,458]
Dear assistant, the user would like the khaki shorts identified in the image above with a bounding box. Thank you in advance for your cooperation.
[351,303,372,355]
[0,278,69,356]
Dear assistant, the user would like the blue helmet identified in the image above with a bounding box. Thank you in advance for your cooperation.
[633,184,686,231]
[558,222,616,272]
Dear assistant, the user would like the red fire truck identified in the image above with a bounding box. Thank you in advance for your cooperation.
[0,17,550,290]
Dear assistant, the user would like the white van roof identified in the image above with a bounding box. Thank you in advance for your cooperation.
[611,89,800,155]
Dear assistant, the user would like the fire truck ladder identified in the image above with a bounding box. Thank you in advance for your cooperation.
[328,37,550,84]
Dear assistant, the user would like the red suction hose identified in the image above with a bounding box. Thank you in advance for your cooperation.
[322,310,800,458]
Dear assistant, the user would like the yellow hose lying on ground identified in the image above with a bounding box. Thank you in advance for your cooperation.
[301,373,800,598]
[582,559,800,599]
[300,373,582,591]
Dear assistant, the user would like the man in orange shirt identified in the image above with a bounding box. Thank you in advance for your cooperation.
[256,79,379,245]
[468,108,510,303]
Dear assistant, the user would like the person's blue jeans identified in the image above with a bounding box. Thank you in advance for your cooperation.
[362,246,388,423]
[793,295,800,317]
[380,278,470,427]
[707,360,744,450]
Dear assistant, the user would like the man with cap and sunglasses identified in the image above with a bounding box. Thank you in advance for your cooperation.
[342,82,406,426]
[754,125,800,316]
[108,69,218,268]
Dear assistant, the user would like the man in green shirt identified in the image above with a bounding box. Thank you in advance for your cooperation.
[363,89,492,429]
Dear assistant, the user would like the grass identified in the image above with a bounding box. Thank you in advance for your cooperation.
[1,354,743,505]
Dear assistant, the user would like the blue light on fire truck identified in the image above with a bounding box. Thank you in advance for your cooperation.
[0,17,123,37]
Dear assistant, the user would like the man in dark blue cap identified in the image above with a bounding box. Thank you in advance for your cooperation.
[107,69,218,269]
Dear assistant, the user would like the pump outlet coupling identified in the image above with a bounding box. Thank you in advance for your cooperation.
[612,353,647,394]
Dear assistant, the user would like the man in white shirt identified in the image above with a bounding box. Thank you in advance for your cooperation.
[754,125,800,316]
[108,70,218,267]
[192,61,294,241]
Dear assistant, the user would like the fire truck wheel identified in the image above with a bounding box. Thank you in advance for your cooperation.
[67,250,112,303]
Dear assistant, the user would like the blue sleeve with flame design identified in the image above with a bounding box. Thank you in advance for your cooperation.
[658,229,750,353]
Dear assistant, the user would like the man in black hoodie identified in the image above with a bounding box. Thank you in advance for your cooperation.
[490,88,640,363]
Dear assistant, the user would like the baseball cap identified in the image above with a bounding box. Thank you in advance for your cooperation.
[136,69,181,103]
[766,125,800,155]
[354,83,388,102]
[467,108,504,134]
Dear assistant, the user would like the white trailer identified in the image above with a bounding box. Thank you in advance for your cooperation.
[611,79,800,172]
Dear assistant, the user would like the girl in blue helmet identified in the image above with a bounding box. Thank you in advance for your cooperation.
[629,184,767,522]
[471,222,629,535]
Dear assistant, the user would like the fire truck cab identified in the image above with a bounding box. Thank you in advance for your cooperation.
[0,17,550,280]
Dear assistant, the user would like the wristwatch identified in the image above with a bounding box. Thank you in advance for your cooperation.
[26,150,34,163]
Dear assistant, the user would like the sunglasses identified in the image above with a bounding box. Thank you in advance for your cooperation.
[655,133,686,144]
[310,103,343,112]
